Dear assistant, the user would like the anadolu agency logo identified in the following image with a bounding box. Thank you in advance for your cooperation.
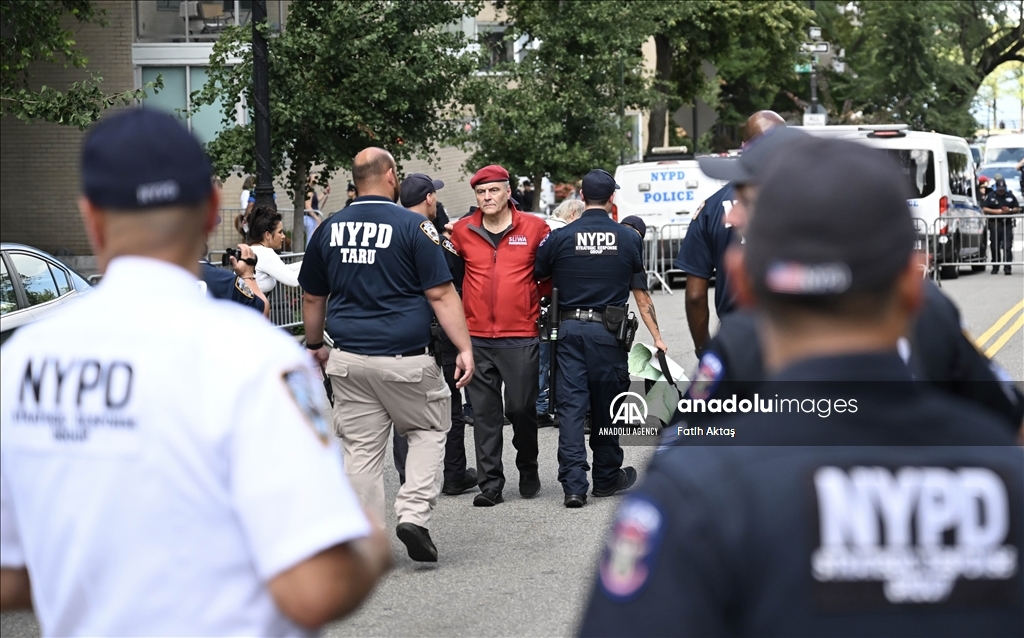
[604,392,659,436]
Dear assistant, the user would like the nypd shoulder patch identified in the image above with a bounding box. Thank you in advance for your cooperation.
[282,369,331,446]
[691,199,707,220]
[687,350,724,401]
[234,276,255,299]
[599,495,665,601]
[441,237,459,256]
[420,220,440,245]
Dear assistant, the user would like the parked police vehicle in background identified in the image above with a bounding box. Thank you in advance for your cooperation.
[982,132,1024,165]
[801,126,984,279]
[613,147,727,275]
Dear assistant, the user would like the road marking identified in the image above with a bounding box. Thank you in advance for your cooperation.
[975,299,1024,350]
[984,313,1024,358]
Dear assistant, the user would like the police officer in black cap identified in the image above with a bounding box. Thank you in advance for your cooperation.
[535,169,646,508]
[580,136,1024,637]
[391,172,476,496]
[667,128,1024,437]
[982,177,1019,275]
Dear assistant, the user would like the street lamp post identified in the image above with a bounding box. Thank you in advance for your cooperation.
[252,0,275,210]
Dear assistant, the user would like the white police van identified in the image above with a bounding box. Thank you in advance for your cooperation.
[613,148,727,278]
[803,126,985,279]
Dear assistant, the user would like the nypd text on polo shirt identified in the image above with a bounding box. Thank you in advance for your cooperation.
[329,221,394,264]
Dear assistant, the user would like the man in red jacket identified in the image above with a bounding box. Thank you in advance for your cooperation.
[451,165,550,506]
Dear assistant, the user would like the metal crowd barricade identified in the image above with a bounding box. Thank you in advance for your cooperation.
[652,223,691,295]
[911,217,930,279]
[928,213,1023,286]
[642,228,667,292]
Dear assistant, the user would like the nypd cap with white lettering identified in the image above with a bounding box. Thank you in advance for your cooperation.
[81,108,212,210]
[581,169,620,201]
[745,136,916,296]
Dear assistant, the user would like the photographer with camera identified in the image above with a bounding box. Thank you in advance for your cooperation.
[200,243,268,317]
[247,206,303,294]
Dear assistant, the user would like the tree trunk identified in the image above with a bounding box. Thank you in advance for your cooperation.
[293,162,308,252]
[647,33,673,155]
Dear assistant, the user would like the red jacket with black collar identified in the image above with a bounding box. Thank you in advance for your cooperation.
[450,205,550,338]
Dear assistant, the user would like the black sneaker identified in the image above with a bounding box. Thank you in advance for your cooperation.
[396,522,438,562]
[473,490,504,507]
[519,472,541,498]
[442,468,479,495]
[992,267,1000,274]
[592,467,638,497]
[1006,269,1013,275]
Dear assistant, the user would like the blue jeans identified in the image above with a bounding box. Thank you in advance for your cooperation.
[537,341,551,414]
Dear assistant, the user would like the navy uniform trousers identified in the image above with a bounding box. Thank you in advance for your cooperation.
[554,319,628,495]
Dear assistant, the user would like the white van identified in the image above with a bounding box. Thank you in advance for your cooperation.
[983,133,1024,164]
[613,154,727,236]
[832,127,985,279]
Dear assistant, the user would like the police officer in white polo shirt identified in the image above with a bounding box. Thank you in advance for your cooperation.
[0,109,390,636]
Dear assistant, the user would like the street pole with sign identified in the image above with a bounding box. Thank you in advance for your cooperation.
[251,0,275,210]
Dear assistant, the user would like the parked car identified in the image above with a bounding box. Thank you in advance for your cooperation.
[1,243,93,345]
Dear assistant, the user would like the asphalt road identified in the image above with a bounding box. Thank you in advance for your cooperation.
[2,269,1021,638]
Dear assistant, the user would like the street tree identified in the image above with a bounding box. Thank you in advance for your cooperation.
[457,0,655,208]
[816,1,1023,136]
[192,0,479,247]
[645,0,812,153]
[1,0,161,129]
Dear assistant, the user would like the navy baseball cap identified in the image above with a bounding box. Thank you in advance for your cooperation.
[400,173,444,208]
[745,137,915,297]
[581,169,620,200]
[620,215,647,239]
[81,109,213,210]
[698,126,806,185]
[994,178,1007,189]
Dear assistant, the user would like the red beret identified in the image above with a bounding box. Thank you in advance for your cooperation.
[470,165,510,188]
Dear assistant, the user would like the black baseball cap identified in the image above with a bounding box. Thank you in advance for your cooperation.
[581,169,620,201]
[994,178,1007,189]
[620,215,647,239]
[400,173,444,208]
[81,109,212,210]
[698,127,807,185]
[745,137,915,297]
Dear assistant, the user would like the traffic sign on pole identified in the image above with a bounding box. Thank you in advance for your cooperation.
[801,42,831,54]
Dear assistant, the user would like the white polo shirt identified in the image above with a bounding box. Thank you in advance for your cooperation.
[0,257,370,637]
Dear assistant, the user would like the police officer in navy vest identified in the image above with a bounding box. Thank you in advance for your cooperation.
[580,137,1023,637]
[675,111,786,356]
[300,148,475,563]
[535,169,645,508]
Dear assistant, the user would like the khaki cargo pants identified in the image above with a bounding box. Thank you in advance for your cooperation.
[327,349,451,528]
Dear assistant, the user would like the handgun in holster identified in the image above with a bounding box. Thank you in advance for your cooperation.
[429,321,443,368]
[538,296,551,341]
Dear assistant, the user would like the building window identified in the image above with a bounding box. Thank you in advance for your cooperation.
[140,66,232,144]
[137,0,282,43]
[478,25,513,71]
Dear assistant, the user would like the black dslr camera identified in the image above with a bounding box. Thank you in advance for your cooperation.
[222,248,257,267]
